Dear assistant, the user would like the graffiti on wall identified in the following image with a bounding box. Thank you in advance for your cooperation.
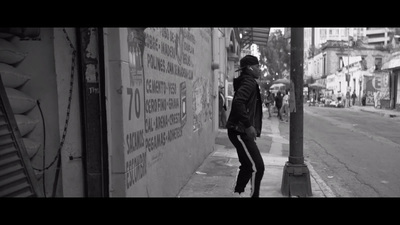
[192,76,212,132]
[192,28,212,132]
[364,72,389,106]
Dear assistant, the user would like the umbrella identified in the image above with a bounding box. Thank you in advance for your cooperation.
[270,83,285,89]
[308,83,326,89]
[273,78,290,86]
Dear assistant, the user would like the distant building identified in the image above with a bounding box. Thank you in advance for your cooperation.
[304,28,367,59]
[241,43,260,59]
[306,40,390,106]
[307,40,389,80]
[366,28,394,46]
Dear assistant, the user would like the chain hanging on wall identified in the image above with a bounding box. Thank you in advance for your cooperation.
[33,28,76,172]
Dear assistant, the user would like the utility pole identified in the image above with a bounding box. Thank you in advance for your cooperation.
[309,27,315,101]
[281,27,312,197]
[311,27,315,57]
[346,28,351,108]
[347,28,350,88]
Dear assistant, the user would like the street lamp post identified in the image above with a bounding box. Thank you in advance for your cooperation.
[359,77,362,106]
[281,28,312,197]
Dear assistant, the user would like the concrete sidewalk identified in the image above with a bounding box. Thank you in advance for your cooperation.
[177,115,336,198]
[348,105,400,119]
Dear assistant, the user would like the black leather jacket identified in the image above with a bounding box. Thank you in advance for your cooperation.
[226,72,263,137]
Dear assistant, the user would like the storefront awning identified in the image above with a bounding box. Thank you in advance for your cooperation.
[238,28,270,49]
[382,52,400,70]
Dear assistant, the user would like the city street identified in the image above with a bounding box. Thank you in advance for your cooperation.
[278,105,400,197]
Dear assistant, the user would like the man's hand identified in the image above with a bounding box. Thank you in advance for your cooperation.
[245,126,257,140]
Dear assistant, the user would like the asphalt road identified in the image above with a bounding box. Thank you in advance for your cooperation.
[279,105,400,197]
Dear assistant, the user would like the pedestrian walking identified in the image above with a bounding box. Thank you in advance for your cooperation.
[226,55,264,198]
[361,91,366,106]
[264,90,274,118]
[281,90,289,122]
[337,91,343,107]
[346,90,351,108]
[351,91,357,106]
[275,91,283,120]
[374,91,381,108]
[219,86,227,128]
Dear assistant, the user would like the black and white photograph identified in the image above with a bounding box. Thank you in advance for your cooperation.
[1,27,400,199]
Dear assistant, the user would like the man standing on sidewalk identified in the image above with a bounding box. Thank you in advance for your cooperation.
[351,90,357,106]
[281,90,289,122]
[346,90,351,108]
[275,91,283,120]
[264,90,274,118]
[219,86,227,128]
[226,55,264,198]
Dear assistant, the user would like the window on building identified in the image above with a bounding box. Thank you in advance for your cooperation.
[333,29,339,37]
[321,29,326,39]
[361,56,367,70]
[323,54,327,76]
[230,31,236,54]
[230,42,235,53]
[375,57,382,70]
[369,33,385,39]
[339,56,344,69]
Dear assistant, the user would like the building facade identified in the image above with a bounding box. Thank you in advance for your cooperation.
[304,28,367,58]
[366,28,394,46]
[382,50,400,110]
[306,40,390,79]
[306,39,390,105]
[0,27,240,197]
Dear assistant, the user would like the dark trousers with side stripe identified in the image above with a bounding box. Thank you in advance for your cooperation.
[228,129,265,197]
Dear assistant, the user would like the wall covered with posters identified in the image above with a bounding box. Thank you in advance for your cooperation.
[104,28,215,197]
[363,71,390,106]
